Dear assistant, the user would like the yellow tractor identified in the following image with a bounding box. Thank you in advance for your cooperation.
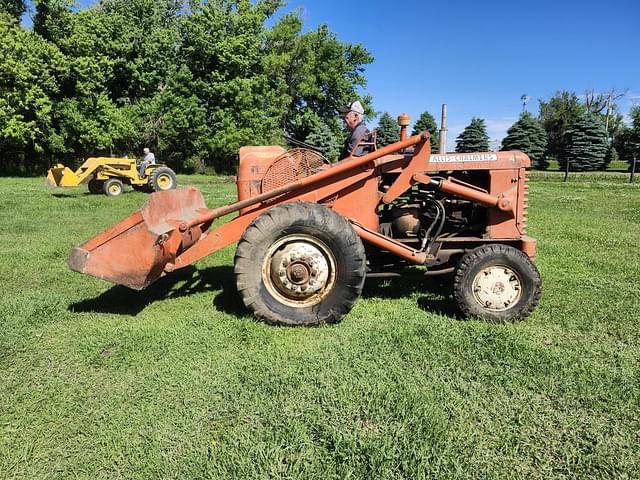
[45,157,177,196]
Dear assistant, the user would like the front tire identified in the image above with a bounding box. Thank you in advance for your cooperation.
[150,167,177,192]
[234,202,366,326]
[453,244,541,323]
[103,178,124,197]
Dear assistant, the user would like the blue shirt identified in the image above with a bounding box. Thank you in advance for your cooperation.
[339,122,371,160]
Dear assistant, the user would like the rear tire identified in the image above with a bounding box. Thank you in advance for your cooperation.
[453,244,541,323]
[150,167,177,192]
[103,178,124,197]
[88,179,104,194]
[234,202,366,326]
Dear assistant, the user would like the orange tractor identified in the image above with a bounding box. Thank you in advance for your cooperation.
[69,120,541,325]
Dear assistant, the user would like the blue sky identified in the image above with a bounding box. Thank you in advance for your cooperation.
[279,0,640,148]
[24,0,640,149]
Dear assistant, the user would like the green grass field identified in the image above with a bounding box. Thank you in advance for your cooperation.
[1,172,639,479]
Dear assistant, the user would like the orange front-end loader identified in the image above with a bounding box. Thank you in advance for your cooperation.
[69,125,541,326]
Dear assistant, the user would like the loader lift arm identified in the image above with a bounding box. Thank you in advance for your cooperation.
[70,133,432,289]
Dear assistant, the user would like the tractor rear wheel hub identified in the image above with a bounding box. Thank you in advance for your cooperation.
[268,239,331,300]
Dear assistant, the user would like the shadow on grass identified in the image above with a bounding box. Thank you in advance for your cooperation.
[415,296,462,319]
[70,265,462,320]
[51,192,90,198]
[70,265,245,317]
[52,191,141,198]
[362,270,463,319]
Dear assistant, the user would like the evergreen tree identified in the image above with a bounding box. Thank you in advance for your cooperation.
[501,111,548,169]
[411,110,439,151]
[455,117,489,153]
[559,113,608,172]
[304,121,339,162]
[376,112,399,147]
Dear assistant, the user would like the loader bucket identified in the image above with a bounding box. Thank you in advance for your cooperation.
[45,165,73,187]
[68,187,209,290]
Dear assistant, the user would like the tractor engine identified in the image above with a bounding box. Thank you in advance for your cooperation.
[379,187,484,247]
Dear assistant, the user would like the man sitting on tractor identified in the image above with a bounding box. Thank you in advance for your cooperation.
[338,100,371,160]
[138,147,156,178]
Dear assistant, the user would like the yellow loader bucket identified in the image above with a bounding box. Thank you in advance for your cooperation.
[45,164,81,187]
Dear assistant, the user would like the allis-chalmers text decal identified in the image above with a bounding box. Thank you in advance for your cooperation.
[430,153,498,163]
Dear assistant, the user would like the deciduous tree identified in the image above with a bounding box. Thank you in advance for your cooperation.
[623,106,640,172]
[0,0,25,21]
[33,0,74,42]
[0,0,375,173]
[0,13,67,173]
[264,16,373,143]
[538,90,585,159]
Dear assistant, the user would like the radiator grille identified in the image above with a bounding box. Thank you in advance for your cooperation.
[261,148,329,194]
[521,170,529,234]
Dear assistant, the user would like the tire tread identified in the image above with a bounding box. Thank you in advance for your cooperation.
[453,243,541,323]
[234,202,366,326]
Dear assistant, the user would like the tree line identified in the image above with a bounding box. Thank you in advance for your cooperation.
[374,91,640,172]
[2,1,639,174]
[0,0,373,174]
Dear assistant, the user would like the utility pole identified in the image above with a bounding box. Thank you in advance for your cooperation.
[439,104,447,154]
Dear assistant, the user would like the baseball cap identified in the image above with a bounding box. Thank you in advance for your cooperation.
[338,100,365,115]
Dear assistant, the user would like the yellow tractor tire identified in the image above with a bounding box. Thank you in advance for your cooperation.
[150,167,177,192]
[103,178,124,197]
